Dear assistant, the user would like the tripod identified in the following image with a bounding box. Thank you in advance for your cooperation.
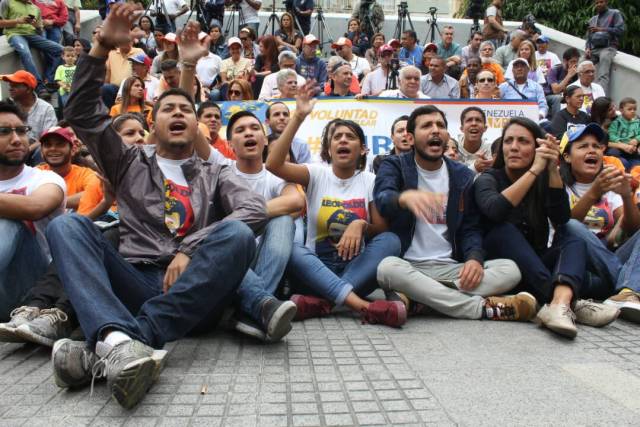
[261,0,279,36]
[392,1,414,41]
[224,1,245,38]
[425,7,441,44]
[309,6,334,56]
[184,0,210,33]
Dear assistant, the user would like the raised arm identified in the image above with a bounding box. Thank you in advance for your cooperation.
[177,21,211,99]
[265,80,317,186]
[64,3,143,189]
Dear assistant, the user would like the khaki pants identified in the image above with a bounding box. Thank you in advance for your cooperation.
[377,257,521,319]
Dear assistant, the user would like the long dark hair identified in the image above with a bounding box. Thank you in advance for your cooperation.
[494,117,551,243]
[260,35,280,67]
[121,76,146,113]
[320,119,367,171]
[591,97,613,128]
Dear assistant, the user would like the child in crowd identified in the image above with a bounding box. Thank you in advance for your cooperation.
[608,98,640,170]
[54,46,77,107]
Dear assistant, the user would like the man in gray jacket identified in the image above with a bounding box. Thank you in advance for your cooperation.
[45,4,289,410]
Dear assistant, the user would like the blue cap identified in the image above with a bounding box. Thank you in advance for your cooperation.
[560,123,606,153]
[536,35,550,43]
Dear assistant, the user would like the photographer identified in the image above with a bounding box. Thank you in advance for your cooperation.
[286,0,313,36]
[229,0,262,35]
[351,0,384,40]
[150,0,189,33]
[360,44,397,96]
[585,0,624,95]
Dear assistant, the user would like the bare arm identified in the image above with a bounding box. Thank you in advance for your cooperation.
[66,192,83,210]
[0,184,64,221]
[266,183,306,217]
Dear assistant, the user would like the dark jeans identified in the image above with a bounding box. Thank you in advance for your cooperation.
[46,215,256,349]
[483,223,586,304]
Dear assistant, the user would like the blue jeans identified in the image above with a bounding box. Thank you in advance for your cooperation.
[8,34,63,91]
[483,222,586,303]
[237,215,294,322]
[565,219,640,295]
[46,214,257,349]
[44,26,62,44]
[0,219,48,320]
[287,232,401,305]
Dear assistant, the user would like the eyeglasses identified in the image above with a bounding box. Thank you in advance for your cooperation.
[228,90,242,97]
[0,126,31,136]
[477,78,495,83]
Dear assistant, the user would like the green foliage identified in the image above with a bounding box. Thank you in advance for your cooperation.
[456,0,639,57]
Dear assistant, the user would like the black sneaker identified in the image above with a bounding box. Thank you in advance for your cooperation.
[234,314,267,341]
[260,298,297,343]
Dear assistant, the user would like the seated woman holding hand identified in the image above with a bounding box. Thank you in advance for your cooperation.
[558,123,640,323]
[266,81,405,327]
[474,118,617,339]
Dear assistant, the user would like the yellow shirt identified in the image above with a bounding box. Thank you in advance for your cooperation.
[106,47,145,86]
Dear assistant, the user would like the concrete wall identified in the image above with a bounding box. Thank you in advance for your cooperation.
[1,10,638,104]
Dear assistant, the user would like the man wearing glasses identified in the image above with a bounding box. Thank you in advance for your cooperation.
[568,61,606,115]
[0,100,66,323]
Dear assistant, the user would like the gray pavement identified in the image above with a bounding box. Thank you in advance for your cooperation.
[1,309,640,427]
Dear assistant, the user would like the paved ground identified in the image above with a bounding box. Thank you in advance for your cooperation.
[1,307,640,427]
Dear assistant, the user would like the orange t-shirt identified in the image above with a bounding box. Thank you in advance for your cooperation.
[37,164,98,196]
[212,134,236,160]
[109,103,153,127]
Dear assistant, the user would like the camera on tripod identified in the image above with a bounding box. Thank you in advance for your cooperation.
[428,7,438,17]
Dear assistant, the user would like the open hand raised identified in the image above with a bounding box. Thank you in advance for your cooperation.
[95,3,143,50]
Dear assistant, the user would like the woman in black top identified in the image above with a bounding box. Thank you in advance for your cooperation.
[474,117,588,338]
[275,12,303,53]
[550,86,589,138]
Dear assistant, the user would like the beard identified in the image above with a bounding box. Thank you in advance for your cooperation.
[415,138,445,162]
[0,151,28,166]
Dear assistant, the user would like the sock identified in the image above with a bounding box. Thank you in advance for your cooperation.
[103,330,132,348]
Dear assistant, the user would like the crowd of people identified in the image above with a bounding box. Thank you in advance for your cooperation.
[0,0,637,411]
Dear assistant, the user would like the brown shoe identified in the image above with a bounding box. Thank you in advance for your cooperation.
[604,289,640,323]
[484,292,538,321]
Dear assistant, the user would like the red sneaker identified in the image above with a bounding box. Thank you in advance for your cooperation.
[363,300,407,328]
[290,295,333,321]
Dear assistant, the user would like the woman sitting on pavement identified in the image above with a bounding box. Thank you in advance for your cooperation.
[266,81,405,327]
[558,123,640,323]
[474,117,617,338]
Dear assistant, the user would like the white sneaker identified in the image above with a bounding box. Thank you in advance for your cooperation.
[574,299,619,327]
[535,304,577,338]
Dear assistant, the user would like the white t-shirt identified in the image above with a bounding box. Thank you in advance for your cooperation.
[0,166,66,258]
[156,155,188,186]
[568,81,606,114]
[404,161,454,263]
[535,51,561,76]
[567,182,623,238]
[349,55,371,77]
[231,163,286,202]
[360,67,391,96]
[456,136,494,174]
[258,72,306,100]
[239,0,261,24]
[157,0,186,16]
[196,53,223,88]
[305,163,375,255]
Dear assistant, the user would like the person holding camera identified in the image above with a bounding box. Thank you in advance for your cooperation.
[287,0,313,36]
[0,0,63,98]
[360,44,396,96]
[585,0,624,95]
[351,0,383,40]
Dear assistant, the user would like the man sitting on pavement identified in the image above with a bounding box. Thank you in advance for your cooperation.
[372,115,411,174]
[46,10,285,410]
[265,102,311,164]
[455,107,494,175]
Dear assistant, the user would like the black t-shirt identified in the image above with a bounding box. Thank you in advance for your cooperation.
[550,108,590,138]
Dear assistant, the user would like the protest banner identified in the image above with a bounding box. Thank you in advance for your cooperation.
[219,97,539,162]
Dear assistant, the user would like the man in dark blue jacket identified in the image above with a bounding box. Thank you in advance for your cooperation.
[374,105,535,321]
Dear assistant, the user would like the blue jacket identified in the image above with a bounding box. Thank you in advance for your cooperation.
[296,55,328,89]
[374,152,484,263]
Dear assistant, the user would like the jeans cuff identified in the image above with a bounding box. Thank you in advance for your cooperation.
[334,284,353,307]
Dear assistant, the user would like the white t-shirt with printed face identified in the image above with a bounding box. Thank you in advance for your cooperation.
[0,166,66,258]
[305,163,375,256]
[567,181,623,238]
[404,161,454,263]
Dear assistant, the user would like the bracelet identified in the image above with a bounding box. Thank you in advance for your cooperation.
[180,61,196,69]
[527,169,539,178]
